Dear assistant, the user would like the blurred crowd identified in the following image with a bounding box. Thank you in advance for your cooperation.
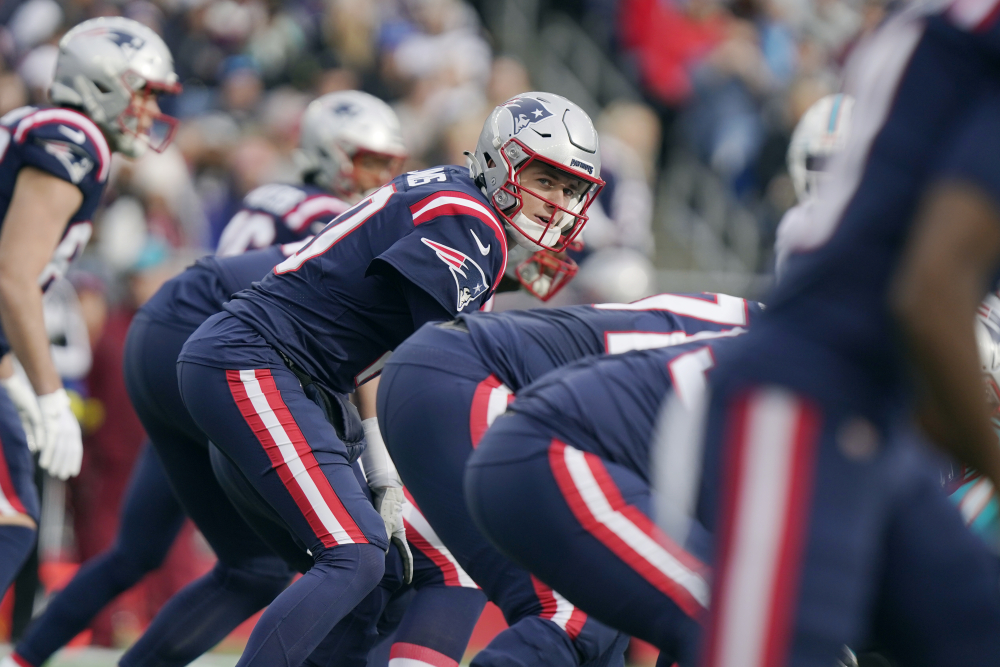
[0,0,877,651]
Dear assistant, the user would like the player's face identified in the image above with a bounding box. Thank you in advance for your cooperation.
[352,151,402,195]
[134,92,161,134]
[517,161,588,232]
[119,89,178,153]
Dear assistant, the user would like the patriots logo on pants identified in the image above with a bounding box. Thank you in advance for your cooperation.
[422,238,488,312]
[502,98,553,133]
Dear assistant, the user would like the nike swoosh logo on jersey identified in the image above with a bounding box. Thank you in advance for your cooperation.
[59,125,86,144]
[470,229,490,256]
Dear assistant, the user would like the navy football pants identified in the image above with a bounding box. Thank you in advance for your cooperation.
[120,314,295,667]
[378,326,625,667]
[178,345,388,667]
[14,443,184,666]
[0,380,38,604]
[465,412,705,666]
[693,338,1000,667]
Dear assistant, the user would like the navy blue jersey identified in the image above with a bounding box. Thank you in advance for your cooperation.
[462,293,763,392]
[139,244,301,329]
[764,6,1000,387]
[510,334,743,481]
[185,165,507,393]
[216,183,350,257]
[0,106,109,290]
[0,105,111,356]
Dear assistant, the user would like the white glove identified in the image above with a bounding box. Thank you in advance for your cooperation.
[373,486,413,584]
[0,373,42,452]
[36,389,83,480]
[361,417,412,583]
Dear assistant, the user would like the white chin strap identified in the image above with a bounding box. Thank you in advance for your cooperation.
[113,130,146,158]
[507,213,563,251]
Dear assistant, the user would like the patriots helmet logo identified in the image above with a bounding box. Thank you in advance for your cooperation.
[502,97,553,134]
[422,238,489,312]
[84,27,146,53]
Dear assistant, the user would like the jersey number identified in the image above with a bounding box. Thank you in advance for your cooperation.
[668,346,715,411]
[406,167,448,187]
[217,211,276,257]
[595,293,749,326]
[276,184,395,274]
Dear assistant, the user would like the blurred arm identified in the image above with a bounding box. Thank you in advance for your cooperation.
[892,180,1000,488]
[0,167,82,396]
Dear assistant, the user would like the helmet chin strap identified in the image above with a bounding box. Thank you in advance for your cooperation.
[504,214,562,251]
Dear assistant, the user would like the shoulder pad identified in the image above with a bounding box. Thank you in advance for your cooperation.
[12,108,111,182]
[242,183,310,216]
[284,194,351,232]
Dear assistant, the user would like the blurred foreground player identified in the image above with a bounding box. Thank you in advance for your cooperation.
[0,15,179,598]
[216,91,407,256]
[466,336,747,666]
[683,5,1000,665]
[378,293,761,667]
[9,91,408,667]
[175,92,604,667]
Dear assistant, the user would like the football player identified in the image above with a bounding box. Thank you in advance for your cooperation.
[464,336,744,666]
[773,93,854,276]
[216,90,407,257]
[377,293,761,667]
[0,16,179,597]
[6,89,409,667]
[174,92,604,667]
[686,3,1000,665]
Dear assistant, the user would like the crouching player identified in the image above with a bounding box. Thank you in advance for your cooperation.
[175,92,604,667]
[8,88,408,667]
[0,15,179,597]
[377,293,761,667]
[464,336,745,666]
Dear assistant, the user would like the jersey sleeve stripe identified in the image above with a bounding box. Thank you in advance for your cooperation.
[285,195,351,231]
[409,192,508,288]
[13,109,111,182]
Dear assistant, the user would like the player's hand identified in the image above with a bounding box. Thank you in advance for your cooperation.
[0,373,42,452]
[373,486,413,584]
[36,388,82,480]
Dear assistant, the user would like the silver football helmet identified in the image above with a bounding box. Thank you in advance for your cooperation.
[50,17,181,158]
[787,93,855,202]
[976,292,1000,417]
[296,91,407,203]
[469,92,605,252]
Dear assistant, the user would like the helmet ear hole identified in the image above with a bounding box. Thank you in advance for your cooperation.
[484,152,496,169]
[95,81,111,94]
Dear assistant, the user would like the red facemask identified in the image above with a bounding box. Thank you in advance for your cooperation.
[117,76,182,153]
[493,138,604,252]
[514,242,583,301]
